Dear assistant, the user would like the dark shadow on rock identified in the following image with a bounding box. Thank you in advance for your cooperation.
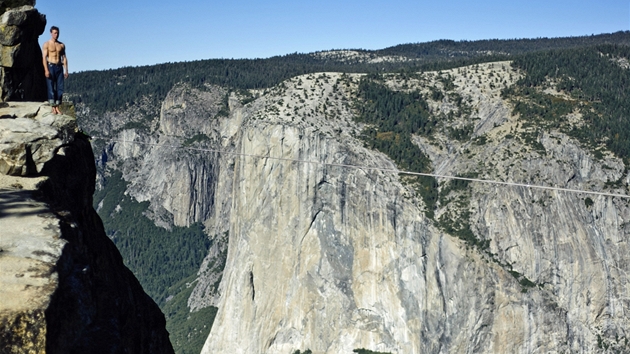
[0,188,48,219]
[37,133,175,354]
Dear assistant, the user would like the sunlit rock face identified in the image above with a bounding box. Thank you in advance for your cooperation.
[89,64,630,353]
[202,68,630,354]
[0,102,174,354]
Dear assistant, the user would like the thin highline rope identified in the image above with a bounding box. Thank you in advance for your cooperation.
[94,136,630,199]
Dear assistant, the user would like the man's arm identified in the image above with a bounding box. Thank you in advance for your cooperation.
[61,44,68,78]
[42,42,49,78]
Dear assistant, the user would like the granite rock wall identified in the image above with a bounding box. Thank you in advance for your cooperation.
[0,102,174,354]
[0,4,46,102]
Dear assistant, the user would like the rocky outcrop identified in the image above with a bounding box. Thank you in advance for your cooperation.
[0,102,75,175]
[0,4,46,102]
[102,84,230,229]
[205,68,629,353]
[0,1,35,15]
[0,102,174,353]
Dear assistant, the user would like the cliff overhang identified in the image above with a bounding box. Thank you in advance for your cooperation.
[0,102,174,353]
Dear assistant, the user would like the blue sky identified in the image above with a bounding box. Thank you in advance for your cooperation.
[36,0,628,73]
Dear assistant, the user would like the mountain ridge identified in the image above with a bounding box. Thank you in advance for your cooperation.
[66,31,630,116]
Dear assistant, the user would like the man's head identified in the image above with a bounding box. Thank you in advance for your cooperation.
[50,26,59,40]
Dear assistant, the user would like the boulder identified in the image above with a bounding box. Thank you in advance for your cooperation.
[0,25,22,46]
[0,0,36,15]
[0,5,46,101]
[1,40,40,67]
[0,102,75,176]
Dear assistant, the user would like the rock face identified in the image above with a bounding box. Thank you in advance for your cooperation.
[0,1,36,15]
[0,4,46,102]
[0,102,75,175]
[0,102,174,354]
[86,64,630,353]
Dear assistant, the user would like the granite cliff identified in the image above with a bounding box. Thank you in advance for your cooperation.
[0,102,174,354]
[83,57,630,353]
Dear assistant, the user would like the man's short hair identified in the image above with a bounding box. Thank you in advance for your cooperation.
[50,26,59,33]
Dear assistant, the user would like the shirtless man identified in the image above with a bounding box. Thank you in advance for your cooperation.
[42,26,68,114]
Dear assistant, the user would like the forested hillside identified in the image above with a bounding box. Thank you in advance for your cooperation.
[507,44,630,164]
[379,31,630,58]
[66,31,630,115]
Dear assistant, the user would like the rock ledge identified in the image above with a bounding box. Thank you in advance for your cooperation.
[0,102,174,354]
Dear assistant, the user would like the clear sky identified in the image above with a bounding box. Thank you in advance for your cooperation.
[36,0,628,73]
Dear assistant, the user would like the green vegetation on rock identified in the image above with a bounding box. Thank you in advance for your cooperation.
[355,76,438,217]
[93,170,219,354]
[162,273,218,354]
[506,44,630,164]
[94,170,211,305]
[437,177,489,250]
[353,348,392,354]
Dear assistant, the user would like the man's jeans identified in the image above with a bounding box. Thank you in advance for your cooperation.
[46,63,64,106]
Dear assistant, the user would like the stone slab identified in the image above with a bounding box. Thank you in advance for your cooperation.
[0,101,48,119]
[0,102,76,176]
[0,173,63,314]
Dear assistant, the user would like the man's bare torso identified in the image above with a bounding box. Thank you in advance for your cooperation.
[45,40,65,65]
